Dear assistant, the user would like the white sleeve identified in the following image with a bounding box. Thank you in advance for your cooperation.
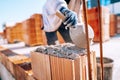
[44,0,68,15]
[42,0,68,32]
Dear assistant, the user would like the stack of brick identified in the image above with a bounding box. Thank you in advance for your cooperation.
[22,18,37,46]
[109,14,117,36]
[117,16,120,33]
[30,14,47,45]
[22,14,48,46]
[15,23,24,41]
[12,25,19,42]
[30,14,64,45]
[12,25,17,41]
[4,23,23,43]
[5,27,15,43]
[4,13,65,45]
[31,43,97,80]
[3,29,7,39]
[87,6,110,42]
[11,23,22,42]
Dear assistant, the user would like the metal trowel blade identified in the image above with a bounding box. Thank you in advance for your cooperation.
[69,23,94,48]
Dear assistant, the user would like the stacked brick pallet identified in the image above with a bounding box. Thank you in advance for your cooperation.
[110,14,117,36]
[30,14,47,45]
[14,23,24,41]
[3,14,45,46]
[22,18,37,46]
[117,16,120,33]
[5,27,15,43]
[3,13,65,46]
[87,6,110,42]
[3,29,7,39]
[5,23,23,43]
[31,44,97,80]
[22,14,48,46]
[0,46,36,80]
[10,23,24,42]
[11,25,18,42]
[30,14,64,45]
[22,13,65,46]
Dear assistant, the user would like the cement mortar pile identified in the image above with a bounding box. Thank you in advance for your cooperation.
[35,43,87,59]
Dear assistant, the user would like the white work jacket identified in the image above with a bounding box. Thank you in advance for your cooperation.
[42,0,82,32]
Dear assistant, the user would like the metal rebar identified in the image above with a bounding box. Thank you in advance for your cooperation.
[97,0,104,80]
[82,0,92,80]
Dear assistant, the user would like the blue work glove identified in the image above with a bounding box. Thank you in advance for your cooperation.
[59,7,78,28]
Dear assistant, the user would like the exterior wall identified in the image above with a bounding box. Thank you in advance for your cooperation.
[107,2,120,14]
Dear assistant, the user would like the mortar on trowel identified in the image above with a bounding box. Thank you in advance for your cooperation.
[56,11,94,49]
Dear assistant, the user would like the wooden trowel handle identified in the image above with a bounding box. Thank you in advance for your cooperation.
[56,11,65,21]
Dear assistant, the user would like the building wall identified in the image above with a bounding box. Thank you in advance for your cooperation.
[87,0,111,8]
[111,0,120,3]
[107,2,120,15]
[87,0,120,15]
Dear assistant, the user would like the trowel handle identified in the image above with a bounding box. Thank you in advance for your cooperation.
[56,11,77,29]
[56,11,65,21]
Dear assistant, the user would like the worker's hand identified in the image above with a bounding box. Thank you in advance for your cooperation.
[59,7,77,28]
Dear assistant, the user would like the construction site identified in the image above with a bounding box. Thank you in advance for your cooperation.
[0,0,120,80]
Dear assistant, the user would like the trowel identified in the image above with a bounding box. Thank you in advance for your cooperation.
[56,11,94,48]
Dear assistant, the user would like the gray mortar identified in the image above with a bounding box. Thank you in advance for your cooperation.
[35,43,87,59]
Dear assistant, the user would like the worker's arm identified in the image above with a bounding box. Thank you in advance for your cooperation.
[42,0,77,32]
[59,7,77,28]
[45,0,77,26]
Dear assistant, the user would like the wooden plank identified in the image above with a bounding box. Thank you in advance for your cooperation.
[8,55,30,76]
[0,63,15,80]
[0,47,36,80]
[0,49,17,73]
[14,62,32,80]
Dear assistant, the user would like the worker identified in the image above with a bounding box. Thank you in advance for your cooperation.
[42,0,85,45]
